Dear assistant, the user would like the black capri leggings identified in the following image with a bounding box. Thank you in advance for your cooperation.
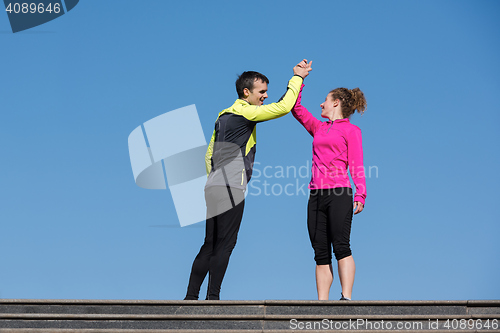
[307,187,353,265]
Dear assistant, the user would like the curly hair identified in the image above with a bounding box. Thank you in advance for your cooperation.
[330,87,367,118]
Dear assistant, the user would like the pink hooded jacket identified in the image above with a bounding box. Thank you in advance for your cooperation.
[292,85,367,205]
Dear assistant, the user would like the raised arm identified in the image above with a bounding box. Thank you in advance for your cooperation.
[237,75,302,122]
[236,60,312,122]
[291,85,322,136]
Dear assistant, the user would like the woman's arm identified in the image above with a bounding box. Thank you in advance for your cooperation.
[347,126,367,211]
[291,84,322,136]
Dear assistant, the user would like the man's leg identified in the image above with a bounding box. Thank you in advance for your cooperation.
[184,215,215,300]
[206,190,245,300]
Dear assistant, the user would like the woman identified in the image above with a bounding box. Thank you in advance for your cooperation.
[292,80,367,301]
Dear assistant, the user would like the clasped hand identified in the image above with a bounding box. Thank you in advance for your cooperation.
[294,59,313,78]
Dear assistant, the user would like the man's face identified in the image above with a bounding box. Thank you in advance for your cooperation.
[244,79,268,106]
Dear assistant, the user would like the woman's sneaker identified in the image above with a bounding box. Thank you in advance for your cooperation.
[339,293,351,300]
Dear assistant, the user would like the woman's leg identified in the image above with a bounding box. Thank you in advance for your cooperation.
[316,263,333,300]
[308,190,333,300]
[338,255,355,299]
[326,188,355,299]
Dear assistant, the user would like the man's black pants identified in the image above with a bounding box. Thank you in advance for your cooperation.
[185,187,245,300]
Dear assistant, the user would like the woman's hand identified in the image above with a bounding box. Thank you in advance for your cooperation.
[353,201,364,215]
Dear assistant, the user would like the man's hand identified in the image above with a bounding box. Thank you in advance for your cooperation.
[353,201,364,215]
[294,59,313,79]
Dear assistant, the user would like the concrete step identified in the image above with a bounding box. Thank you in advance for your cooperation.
[0,299,498,332]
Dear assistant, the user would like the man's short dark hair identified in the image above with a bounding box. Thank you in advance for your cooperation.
[235,71,269,99]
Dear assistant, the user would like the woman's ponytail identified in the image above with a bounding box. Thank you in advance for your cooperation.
[330,87,367,118]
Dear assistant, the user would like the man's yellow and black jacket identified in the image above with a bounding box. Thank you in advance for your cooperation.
[205,75,303,190]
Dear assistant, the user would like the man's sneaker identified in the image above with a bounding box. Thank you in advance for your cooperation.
[339,293,351,300]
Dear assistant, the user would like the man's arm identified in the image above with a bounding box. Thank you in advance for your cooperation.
[238,75,302,122]
[205,130,216,175]
[236,60,312,122]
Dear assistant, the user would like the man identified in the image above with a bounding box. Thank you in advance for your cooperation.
[184,60,312,300]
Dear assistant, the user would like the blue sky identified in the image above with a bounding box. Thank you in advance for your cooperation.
[1,0,499,301]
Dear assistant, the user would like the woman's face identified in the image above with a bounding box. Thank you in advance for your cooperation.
[320,94,335,119]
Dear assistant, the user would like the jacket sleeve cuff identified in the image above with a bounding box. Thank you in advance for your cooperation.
[354,195,365,206]
[288,75,303,93]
